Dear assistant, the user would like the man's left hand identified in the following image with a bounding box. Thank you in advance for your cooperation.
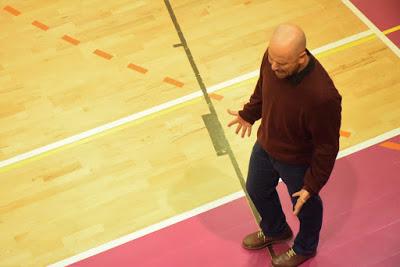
[292,189,311,216]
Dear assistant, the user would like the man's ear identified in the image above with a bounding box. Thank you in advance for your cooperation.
[298,51,307,64]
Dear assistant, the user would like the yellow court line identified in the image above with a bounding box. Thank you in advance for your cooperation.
[0,97,201,173]
[383,25,400,35]
[316,34,376,58]
[1,25,400,172]
[317,24,400,58]
[342,0,400,58]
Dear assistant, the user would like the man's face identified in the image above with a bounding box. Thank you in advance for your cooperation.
[267,48,304,79]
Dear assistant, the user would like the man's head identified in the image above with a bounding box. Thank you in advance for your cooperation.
[268,24,308,79]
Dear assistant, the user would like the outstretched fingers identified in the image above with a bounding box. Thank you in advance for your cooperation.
[236,123,242,134]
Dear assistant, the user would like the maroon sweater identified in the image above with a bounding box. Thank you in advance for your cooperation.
[239,50,342,195]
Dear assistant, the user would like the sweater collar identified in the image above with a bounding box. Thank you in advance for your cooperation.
[287,49,315,85]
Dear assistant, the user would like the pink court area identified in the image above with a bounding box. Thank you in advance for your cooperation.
[351,0,400,47]
[388,30,400,49]
[69,135,400,267]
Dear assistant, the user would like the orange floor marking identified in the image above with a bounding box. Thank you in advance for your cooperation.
[163,77,184,87]
[127,63,148,74]
[340,130,351,138]
[93,49,113,60]
[32,20,49,31]
[379,141,400,151]
[3,5,21,16]
[209,93,224,101]
[62,35,80,45]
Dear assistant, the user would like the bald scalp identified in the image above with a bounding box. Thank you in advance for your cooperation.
[269,24,306,59]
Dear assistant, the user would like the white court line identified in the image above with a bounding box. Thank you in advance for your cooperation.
[342,0,400,58]
[0,30,374,170]
[49,127,400,267]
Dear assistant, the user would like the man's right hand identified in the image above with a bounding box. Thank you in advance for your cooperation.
[227,109,253,138]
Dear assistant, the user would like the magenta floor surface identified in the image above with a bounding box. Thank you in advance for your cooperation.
[70,135,400,267]
[351,0,400,47]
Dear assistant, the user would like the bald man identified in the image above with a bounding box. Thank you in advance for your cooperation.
[227,24,342,266]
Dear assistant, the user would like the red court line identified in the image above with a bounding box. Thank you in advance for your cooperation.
[93,49,113,60]
[127,63,148,74]
[163,77,184,88]
[62,35,80,46]
[32,20,49,31]
[3,5,21,16]
[69,135,400,267]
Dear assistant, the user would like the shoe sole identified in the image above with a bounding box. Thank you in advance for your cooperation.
[242,234,293,250]
[271,253,317,267]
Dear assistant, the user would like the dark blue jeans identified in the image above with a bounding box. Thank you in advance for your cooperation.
[246,141,323,256]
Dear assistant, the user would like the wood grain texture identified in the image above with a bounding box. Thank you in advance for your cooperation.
[0,1,399,266]
[0,0,365,160]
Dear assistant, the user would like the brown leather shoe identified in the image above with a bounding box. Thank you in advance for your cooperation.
[242,225,293,250]
[271,248,316,267]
